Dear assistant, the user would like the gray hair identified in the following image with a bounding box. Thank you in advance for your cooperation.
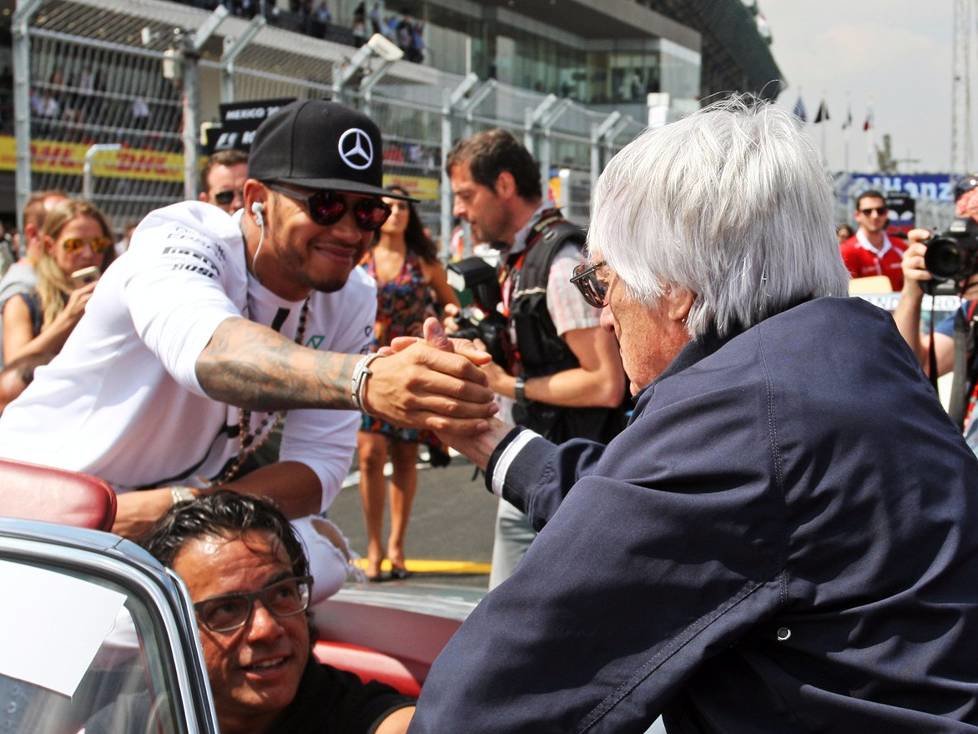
[589,96,849,338]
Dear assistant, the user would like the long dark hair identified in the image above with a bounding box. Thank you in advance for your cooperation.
[387,185,438,263]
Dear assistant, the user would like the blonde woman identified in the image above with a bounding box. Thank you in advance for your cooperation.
[1,199,113,366]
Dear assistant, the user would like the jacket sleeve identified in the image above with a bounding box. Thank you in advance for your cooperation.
[494,434,608,530]
[410,379,786,734]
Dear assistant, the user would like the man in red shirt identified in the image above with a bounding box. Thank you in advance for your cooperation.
[840,189,907,291]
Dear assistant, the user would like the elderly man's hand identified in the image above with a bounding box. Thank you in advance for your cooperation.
[388,319,515,470]
[362,322,497,433]
[473,339,513,395]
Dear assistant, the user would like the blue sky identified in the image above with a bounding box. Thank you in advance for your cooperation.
[761,1,953,173]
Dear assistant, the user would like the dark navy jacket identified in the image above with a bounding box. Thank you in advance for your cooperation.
[411,298,978,733]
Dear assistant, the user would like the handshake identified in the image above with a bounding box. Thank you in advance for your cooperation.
[360,318,510,469]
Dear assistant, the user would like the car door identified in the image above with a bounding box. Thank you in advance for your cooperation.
[0,518,218,734]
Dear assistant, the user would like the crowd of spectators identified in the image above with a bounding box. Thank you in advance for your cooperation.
[28,66,181,151]
[181,0,426,61]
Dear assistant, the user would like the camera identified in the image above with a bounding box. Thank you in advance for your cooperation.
[924,217,978,291]
[446,256,511,366]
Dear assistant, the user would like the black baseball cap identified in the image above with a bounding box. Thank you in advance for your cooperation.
[248,99,414,201]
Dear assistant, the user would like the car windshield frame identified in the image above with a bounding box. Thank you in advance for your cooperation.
[0,523,218,733]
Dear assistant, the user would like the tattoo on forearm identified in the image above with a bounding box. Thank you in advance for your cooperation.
[196,318,362,411]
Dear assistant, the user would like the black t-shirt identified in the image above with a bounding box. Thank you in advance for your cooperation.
[85,660,414,734]
[274,659,414,732]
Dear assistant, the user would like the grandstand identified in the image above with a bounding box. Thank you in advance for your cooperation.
[1,0,782,239]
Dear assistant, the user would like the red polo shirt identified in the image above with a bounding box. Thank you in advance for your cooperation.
[840,232,907,291]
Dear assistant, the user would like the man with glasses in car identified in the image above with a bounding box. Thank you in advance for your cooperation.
[839,188,907,291]
[84,490,414,734]
[199,149,249,214]
[0,100,495,600]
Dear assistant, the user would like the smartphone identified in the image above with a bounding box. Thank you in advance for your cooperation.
[70,265,101,286]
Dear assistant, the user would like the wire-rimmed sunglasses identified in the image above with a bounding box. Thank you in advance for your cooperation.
[194,575,313,633]
[570,260,609,308]
[264,182,392,232]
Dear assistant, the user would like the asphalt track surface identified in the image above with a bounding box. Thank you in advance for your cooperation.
[328,453,497,589]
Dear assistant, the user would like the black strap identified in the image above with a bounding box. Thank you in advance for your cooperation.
[515,219,586,296]
[948,307,971,429]
[270,306,290,333]
[928,300,939,392]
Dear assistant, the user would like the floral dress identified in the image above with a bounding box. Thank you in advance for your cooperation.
[359,250,436,442]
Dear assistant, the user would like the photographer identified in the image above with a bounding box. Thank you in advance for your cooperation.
[893,180,978,453]
[446,129,626,588]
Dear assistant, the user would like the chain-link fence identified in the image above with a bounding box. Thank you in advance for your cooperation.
[13,0,650,246]
[14,0,191,232]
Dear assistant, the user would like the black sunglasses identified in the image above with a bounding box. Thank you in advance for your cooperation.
[570,260,609,308]
[859,206,888,217]
[265,182,392,231]
[214,189,242,206]
[194,575,313,633]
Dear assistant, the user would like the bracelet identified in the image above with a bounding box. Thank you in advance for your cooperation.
[351,353,384,413]
[170,487,195,506]
[514,375,527,405]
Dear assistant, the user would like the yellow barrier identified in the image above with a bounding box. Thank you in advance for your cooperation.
[0,135,441,199]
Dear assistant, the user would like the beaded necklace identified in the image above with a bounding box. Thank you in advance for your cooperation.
[216,297,311,484]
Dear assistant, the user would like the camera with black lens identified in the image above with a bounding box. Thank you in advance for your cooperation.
[924,217,978,293]
[446,256,511,366]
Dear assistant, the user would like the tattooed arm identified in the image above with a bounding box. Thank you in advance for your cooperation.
[195,317,497,431]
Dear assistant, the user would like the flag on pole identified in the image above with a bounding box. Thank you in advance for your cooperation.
[792,96,808,123]
[863,107,873,131]
[841,105,853,130]
[814,100,830,123]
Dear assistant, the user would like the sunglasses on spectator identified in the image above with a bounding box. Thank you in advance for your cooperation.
[859,206,889,217]
[265,182,392,232]
[214,189,243,206]
[571,260,609,308]
[194,575,313,633]
[61,236,113,254]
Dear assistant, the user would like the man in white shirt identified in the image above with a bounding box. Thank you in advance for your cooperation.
[0,100,495,596]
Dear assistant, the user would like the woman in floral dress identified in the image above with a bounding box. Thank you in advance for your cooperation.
[357,186,459,580]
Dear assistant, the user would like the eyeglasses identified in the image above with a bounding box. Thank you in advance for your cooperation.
[214,189,243,206]
[61,236,113,254]
[859,206,889,217]
[570,260,609,308]
[265,182,392,232]
[194,575,312,633]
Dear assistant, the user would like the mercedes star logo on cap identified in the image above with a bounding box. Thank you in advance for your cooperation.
[338,128,374,171]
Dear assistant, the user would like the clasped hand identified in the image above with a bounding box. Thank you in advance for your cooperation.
[360,321,499,433]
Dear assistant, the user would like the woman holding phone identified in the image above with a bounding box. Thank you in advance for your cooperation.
[0,198,114,367]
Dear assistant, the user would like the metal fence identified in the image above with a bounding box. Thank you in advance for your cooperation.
[12,0,649,249]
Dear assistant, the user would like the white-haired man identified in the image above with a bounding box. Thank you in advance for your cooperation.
[407,100,978,732]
